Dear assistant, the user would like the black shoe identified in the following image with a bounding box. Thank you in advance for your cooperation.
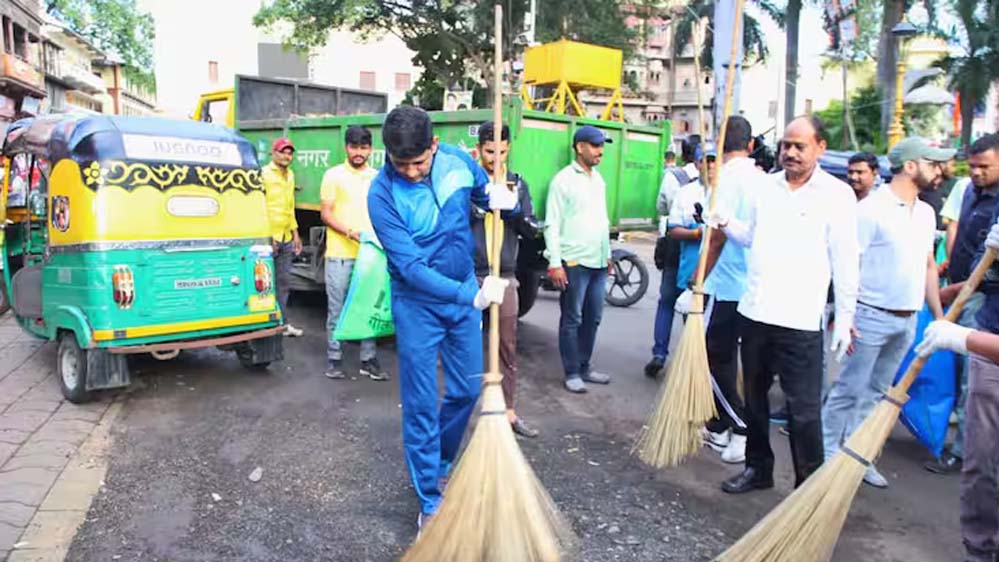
[324,361,346,379]
[360,358,389,381]
[644,357,664,378]
[925,451,962,475]
[721,467,774,494]
[511,418,539,438]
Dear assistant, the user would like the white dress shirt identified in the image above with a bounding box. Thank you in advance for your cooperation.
[725,166,859,331]
[857,186,936,311]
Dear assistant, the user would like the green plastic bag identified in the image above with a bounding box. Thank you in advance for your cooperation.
[333,236,395,341]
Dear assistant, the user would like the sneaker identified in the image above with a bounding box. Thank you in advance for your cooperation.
[704,428,730,453]
[564,376,587,394]
[511,417,539,438]
[360,358,389,381]
[283,324,304,337]
[581,370,611,384]
[644,357,664,379]
[925,451,963,475]
[417,512,435,539]
[863,464,889,488]
[721,433,746,464]
[324,361,346,380]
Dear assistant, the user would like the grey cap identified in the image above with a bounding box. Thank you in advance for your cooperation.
[888,137,956,168]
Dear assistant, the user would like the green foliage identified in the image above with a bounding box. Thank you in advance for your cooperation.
[254,0,637,108]
[46,0,155,91]
[671,0,782,69]
[816,85,887,152]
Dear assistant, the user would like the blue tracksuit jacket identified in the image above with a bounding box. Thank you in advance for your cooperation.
[368,142,500,515]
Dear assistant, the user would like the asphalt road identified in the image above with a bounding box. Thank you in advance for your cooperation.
[66,241,963,562]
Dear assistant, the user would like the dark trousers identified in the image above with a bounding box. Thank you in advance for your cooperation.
[652,266,680,360]
[480,277,520,409]
[740,314,824,486]
[706,301,746,436]
[962,354,999,560]
[274,240,294,311]
[558,265,607,379]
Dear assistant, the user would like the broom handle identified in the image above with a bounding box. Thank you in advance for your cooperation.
[487,3,503,378]
[894,247,998,394]
[692,0,746,293]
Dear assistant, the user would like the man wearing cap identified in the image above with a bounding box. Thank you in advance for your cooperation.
[546,125,614,394]
[708,115,859,493]
[320,125,389,381]
[262,137,304,337]
[367,106,517,531]
[822,137,947,489]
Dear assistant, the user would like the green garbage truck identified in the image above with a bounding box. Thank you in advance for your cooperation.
[194,75,669,316]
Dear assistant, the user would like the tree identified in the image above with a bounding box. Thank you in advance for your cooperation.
[670,1,781,68]
[817,85,887,152]
[783,0,801,128]
[934,0,999,148]
[253,0,635,110]
[46,0,155,90]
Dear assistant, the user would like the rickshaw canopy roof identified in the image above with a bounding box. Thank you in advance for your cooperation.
[2,114,259,168]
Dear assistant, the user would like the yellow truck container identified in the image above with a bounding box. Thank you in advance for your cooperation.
[523,39,623,89]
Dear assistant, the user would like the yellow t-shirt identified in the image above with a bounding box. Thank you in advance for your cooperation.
[320,162,378,259]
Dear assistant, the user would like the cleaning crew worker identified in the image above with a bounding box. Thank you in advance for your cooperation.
[367,106,518,531]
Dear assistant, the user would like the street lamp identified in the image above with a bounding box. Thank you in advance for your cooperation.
[887,19,918,149]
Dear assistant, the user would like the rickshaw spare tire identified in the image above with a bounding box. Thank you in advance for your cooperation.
[57,332,92,404]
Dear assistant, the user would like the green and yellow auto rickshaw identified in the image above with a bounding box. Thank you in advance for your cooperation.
[1,114,284,403]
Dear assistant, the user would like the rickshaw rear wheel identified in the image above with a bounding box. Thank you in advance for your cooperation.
[57,332,92,404]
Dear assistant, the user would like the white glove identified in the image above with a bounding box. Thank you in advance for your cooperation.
[703,209,729,229]
[674,289,693,314]
[986,221,999,251]
[915,320,973,357]
[473,275,509,310]
[829,319,854,363]
[486,181,517,211]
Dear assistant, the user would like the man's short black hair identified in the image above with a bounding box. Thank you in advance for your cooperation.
[477,121,510,145]
[383,105,433,159]
[664,150,676,160]
[345,125,372,146]
[969,133,999,157]
[723,115,752,153]
[681,134,701,163]
[848,151,879,173]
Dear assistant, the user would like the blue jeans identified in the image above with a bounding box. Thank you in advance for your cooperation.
[558,265,607,379]
[325,258,376,365]
[822,302,917,458]
[652,266,680,360]
[953,292,985,458]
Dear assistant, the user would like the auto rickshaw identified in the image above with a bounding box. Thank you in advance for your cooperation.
[0,114,284,403]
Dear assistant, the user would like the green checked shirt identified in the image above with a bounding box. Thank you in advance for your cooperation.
[544,160,611,269]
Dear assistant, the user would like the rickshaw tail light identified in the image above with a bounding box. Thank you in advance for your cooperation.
[253,259,272,294]
[112,265,135,309]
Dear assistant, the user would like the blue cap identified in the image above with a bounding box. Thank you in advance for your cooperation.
[694,142,716,161]
[573,125,613,146]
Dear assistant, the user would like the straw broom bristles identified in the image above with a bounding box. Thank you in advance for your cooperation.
[400,382,573,562]
[715,247,998,562]
[401,5,572,561]
[634,294,715,468]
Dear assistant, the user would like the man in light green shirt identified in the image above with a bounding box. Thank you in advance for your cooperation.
[545,125,614,394]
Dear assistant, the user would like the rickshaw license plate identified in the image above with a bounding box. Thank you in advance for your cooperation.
[174,277,222,289]
[248,294,276,311]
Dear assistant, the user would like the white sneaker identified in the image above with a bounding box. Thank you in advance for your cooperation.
[283,324,304,337]
[721,433,746,464]
[863,464,889,488]
[704,428,730,453]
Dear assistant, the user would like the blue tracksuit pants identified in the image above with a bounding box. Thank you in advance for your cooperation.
[394,295,483,515]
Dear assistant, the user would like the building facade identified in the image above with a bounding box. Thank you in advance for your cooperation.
[0,0,47,127]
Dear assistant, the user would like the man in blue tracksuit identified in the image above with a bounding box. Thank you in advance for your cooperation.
[367,106,516,530]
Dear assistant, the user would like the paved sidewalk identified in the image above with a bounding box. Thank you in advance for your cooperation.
[0,315,114,562]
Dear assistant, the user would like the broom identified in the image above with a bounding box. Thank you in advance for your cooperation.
[635,0,746,468]
[400,5,572,562]
[715,246,998,562]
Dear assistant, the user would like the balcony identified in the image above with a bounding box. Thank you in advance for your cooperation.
[61,64,105,94]
[0,53,45,96]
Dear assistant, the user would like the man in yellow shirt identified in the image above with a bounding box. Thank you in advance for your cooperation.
[262,137,304,337]
[320,126,389,381]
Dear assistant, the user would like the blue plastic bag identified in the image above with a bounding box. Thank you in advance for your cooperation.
[891,304,958,457]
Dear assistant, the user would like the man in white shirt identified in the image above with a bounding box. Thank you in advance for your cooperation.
[822,137,948,489]
[709,115,860,493]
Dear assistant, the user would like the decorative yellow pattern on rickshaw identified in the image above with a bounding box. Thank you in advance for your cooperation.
[81,161,263,193]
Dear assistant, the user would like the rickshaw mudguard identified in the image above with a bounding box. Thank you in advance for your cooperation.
[47,305,94,348]
[48,305,130,390]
